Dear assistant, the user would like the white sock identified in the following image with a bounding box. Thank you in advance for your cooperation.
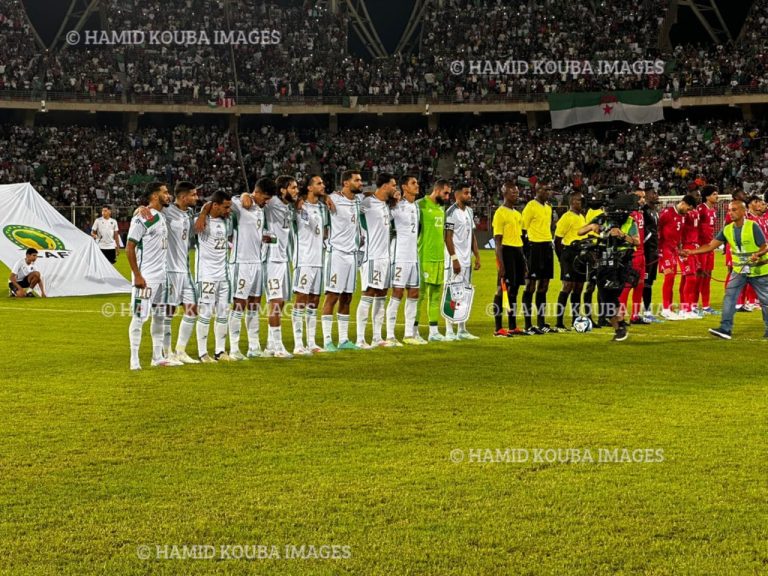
[196,314,211,358]
[229,309,243,353]
[404,298,418,338]
[129,316,145,365]
[292,308,305,349]
[445,319,454,335]
[373,297,385,341]
[269,325,283,350]
[176,315,195,353]
[214,317,228,355]
[429,324,439,337]
[338,313,350,343]
[386,297,401,340]
[306,307,318,347]
[163,316,172,356]
[246,309,260,351]
[356,296,372,343]
[322,314,334,346]
[150,313,165,361]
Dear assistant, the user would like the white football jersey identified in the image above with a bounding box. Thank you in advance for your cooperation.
[360,195,391,261]
[264,195,294,264]
[91,217,119,249]
[164,202,195,273]
[391,199,419,263]
[230,197,265,264]
[327,192,361,254]
[196,216,229,281]
[444,203,475,265]
[127,209,168,283]
[295,199,327,267]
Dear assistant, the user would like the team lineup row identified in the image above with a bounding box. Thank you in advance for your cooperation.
[126,172,480,370]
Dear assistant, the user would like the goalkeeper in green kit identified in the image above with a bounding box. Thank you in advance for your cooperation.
[415,179,452,341]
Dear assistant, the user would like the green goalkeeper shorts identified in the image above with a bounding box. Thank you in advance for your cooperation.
[420,260,444,286]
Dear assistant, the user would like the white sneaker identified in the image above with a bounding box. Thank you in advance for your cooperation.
[356,340,372,350]
[292,347,312,356]
[660,309,681,321]
[229,350,247,361]
[199,354,216,363]
[215,351,234,362]
[428,332,446,342]
[307,344,325,354]
[174,351,200,364]
[151,357,179,367]
[444,331,458,341]
[457,331,480,340]
[681,311,702,320]
[273,348,293,359]
[166,356,184,366]
[130,361,142,371]
[412,334,429,345]
[247,347,262,358]
[385,338,403,347]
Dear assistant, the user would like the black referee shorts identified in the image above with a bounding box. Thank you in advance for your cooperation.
[500,246,526,288]
[526,241,554,280]
[560,245,586,283]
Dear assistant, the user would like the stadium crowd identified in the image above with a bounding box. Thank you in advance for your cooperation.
[2,119,767,221]
[3,0,768,101]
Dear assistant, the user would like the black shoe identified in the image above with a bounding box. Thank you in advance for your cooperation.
[613,326,628,342]
[525,326,544,335]
[539,323,552,334]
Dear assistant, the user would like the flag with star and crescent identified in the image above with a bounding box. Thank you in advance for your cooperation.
[548,90,664,129]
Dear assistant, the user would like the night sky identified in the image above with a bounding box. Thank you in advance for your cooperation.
[20,0,757,55]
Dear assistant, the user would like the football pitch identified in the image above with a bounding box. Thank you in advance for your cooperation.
[1,250,766,575]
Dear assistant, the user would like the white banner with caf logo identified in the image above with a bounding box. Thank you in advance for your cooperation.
[0,183,131,296]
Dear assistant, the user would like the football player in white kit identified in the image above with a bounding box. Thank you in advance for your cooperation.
[291,174,329,355]
[126,182,177,370]
[263,175,299,358]
[193,191,234,362]
[444,183,481,340]
[386,174,426,345]
[162,181,201,364]
[229,178,271,360]
[356,173,397,348]
[321,170,364,352]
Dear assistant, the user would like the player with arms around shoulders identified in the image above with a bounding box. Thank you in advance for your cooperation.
[386,174,426,345]
[356,173,398,349]
[229,178,271,359]
[291,174,330,355]
[194,191,233,362]
[126,182,175,370]
[321,170,364,352]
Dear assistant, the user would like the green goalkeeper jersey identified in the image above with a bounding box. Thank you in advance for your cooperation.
[417,196,445,262]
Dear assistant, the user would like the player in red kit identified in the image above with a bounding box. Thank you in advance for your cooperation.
[696,186,719,314]
[620,189,647,324]
[657,195,696,320]
[678,191,702,319]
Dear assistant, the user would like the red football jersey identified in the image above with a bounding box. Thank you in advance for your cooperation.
[631,210,644,248]
[697,203,717,245]
[681,207,700,245]
[658,206,684,249]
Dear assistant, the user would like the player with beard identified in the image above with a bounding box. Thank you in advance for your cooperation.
[322,170,364,351]
[415,179,451,341]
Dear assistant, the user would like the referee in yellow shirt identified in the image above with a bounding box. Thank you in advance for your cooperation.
[553,192,587,331]
[492,181,526,336]
[521,183,555,334]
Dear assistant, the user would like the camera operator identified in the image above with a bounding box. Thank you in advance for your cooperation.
[578,197,640,342]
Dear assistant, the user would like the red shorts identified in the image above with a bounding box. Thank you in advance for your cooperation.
[679,244,700,276]
[632,252,646,272]
[658,247,678,274]
[698,251,715,272]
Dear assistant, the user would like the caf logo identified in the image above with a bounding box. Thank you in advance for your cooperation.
[3,225,67,250]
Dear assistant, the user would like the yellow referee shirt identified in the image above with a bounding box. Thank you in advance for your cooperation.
[554,210,587,246]
[521,199,553,242]
[492,206,523,247]
[585,208,604,238]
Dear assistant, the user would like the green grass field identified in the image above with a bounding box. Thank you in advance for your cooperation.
[1,250,766,575]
